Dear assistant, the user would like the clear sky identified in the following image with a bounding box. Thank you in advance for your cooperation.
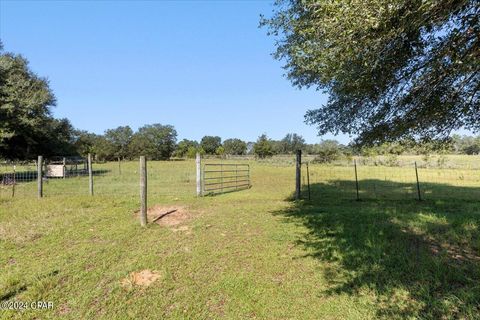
[0,0,353,144]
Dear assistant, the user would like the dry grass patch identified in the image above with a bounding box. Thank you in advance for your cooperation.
[120,270,162,290]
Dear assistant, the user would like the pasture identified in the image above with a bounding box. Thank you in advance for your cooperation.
[1,156,479,319]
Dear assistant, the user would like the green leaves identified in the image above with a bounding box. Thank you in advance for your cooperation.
[253,134,274,158]
[223,138,247,155]
[0,48,60,158]
[200,136,222,155]
[129,124,177,160]
[262,0,479,145]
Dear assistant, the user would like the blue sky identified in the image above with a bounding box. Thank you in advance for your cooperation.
[0,0,351,144]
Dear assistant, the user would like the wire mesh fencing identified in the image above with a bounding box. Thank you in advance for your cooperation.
[42,160,195,197]
[0,161,38,198]
[0,158,198,199]
[302,159,480,201]
[2,156,479,202]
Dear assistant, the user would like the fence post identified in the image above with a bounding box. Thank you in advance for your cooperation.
[88,153,93,196]
[295,150,302,200]
[306,162,311,201]
[354,159,360,201]
[140,156,147,227]
[415,161,422,201]
[118,157,121,175]
[196,153,202,197]
[12,165,16,198]
[37,155,43,198]
[62,157,67,179]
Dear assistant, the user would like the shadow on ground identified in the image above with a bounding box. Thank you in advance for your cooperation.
[276,180,480,319]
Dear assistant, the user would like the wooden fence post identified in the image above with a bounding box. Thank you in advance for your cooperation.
[37,155,43,198]
[415,161,422,201]
[354,159,360,201]
[140,156,147,227]
[196,153,202,197]
[306,162,311,201]
[12,165,16,198]
[88,153,93,196]
[63,157,66,179]
[295,150,302,200]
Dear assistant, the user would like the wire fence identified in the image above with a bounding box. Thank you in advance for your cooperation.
[1,156,479,201]
[302,159,480,201]
[0,159,196,199]
[0,161,37,198]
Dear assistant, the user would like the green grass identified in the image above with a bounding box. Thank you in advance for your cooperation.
[1,159,479,319]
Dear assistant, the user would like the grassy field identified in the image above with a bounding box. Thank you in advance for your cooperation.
[1,158,479,319]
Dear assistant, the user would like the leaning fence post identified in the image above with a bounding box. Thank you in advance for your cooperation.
[196,153,202,197]
[37,155,43,198]
[295,150,302,200]
[88,153,93,196]
[415,161,422,201]
[140,156,147,227]
[354,159,360,201]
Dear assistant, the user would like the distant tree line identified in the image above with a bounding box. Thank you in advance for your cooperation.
[73,124,177,161]
[1,43,479,161]
[249,134,480,163]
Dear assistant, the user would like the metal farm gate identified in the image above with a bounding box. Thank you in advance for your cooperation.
[202,163,251,195]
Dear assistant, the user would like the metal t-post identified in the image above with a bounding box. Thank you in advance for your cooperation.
[295,150,302,200]
[196,153,202,197]
[88,153,93,196]
[140,156,147,227]
[37,155,43,198]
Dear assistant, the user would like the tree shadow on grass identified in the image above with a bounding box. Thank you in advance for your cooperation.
[276,180,480,319]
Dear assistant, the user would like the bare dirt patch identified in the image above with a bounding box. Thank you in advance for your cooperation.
[135,205,191,227]
[120,270,162,289]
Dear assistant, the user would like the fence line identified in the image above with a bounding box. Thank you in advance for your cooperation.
[1,156,478,201]
[300,159,480,201]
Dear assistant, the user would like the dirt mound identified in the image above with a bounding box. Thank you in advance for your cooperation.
[136,205,190,227]
[121,269,162,289]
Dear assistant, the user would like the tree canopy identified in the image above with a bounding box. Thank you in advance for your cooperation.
[223,138,247,155]
[261,0,479,145]
[0,44,51,157]
[254,134,274,158]
[174,139,199,158]
[278,133,305,153]
[129,124,177,160]
[0,45,76,159]
[200,136,222,154]
[104,126,133,160]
